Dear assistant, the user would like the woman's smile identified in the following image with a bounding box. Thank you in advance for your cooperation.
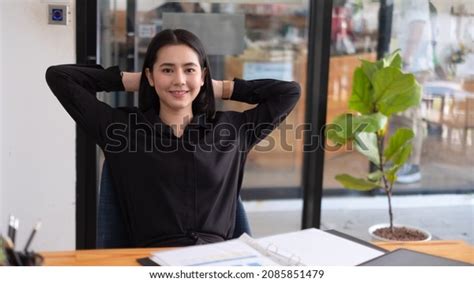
[168,90,189,98]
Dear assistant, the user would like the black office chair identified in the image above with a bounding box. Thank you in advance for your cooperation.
[97,161,251,248]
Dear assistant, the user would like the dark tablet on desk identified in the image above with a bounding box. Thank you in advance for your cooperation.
[359,248,472,266]
[137,257,160,266]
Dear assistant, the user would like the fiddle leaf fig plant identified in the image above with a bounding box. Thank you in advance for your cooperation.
[326,50,421,230]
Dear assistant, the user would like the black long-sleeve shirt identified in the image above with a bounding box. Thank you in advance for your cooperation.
[45,64,300,247]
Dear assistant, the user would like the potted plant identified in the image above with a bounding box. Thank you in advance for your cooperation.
[326,50,430,241]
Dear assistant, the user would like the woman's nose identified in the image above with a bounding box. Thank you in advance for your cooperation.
[173,71,186,85]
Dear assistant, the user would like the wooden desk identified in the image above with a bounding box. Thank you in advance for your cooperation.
[41,240,474,266]
[375,240,474,265]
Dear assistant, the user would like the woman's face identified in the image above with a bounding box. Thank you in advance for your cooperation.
[145,44,205,113]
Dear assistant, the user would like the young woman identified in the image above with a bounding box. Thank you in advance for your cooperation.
[46,29,300,247]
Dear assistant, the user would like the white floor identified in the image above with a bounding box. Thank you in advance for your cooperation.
[244,194,474,244]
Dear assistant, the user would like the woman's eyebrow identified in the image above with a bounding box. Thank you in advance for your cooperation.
[183,63,198,67]
[159,62,198,67]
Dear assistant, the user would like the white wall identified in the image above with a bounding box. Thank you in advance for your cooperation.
[0,1,3,237]
[1,0,76,251]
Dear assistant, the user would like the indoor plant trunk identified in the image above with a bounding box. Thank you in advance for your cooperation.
[370,136,432,242]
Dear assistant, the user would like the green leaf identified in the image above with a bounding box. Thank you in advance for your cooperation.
[368,170,383,182]
[360,60,380,82]
[326,113,387,146]
[355,132,380,165]
[335,174,381,191]
[383,50,403,70]
[392,143,412,166]
[373,67,422,116]
[369,112,388,132]
[385,164,401,186]
[325,114,356,145]
[349,67,374,114]
[326,115,348,145]
[325,123,347,146]
[386,171,396,186]
[352,114,386,133]
[384,128,415,163]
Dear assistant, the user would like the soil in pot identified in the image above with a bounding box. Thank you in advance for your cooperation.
[373,226,428,241]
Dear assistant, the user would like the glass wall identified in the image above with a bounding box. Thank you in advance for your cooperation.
[95,0,473,241]
[323,0,379,190]
[322,0,473,241]
[324,0,473,193]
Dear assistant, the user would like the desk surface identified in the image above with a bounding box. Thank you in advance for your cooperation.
[41,240,474,266]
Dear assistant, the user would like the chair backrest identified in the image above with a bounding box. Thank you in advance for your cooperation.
[97,161,251,248]
[97,161,130,248]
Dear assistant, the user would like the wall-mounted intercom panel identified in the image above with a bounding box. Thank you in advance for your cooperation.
[48,4,70,25]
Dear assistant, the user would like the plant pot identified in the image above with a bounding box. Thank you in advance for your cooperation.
[368,223,432,242]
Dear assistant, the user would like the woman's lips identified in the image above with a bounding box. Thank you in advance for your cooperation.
[169,90,189,98]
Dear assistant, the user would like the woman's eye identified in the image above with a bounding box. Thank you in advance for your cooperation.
[162,68,173,73]
[185,68,196,73]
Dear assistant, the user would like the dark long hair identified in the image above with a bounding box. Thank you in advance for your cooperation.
[138,29,215,119]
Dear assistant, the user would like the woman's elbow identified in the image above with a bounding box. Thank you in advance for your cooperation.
[45,65,59,85]
[288,81,301,100]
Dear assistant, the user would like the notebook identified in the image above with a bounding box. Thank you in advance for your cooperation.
[137,228,386,266]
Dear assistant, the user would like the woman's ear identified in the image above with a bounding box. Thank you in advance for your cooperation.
[201,68,207,86]
[145,68,154,87]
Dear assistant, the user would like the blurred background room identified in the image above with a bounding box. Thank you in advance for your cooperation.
[0,0,472,251]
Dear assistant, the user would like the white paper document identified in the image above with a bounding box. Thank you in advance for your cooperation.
[151,239,278,266]
[149,228,385,266]
[256,229,385,266]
